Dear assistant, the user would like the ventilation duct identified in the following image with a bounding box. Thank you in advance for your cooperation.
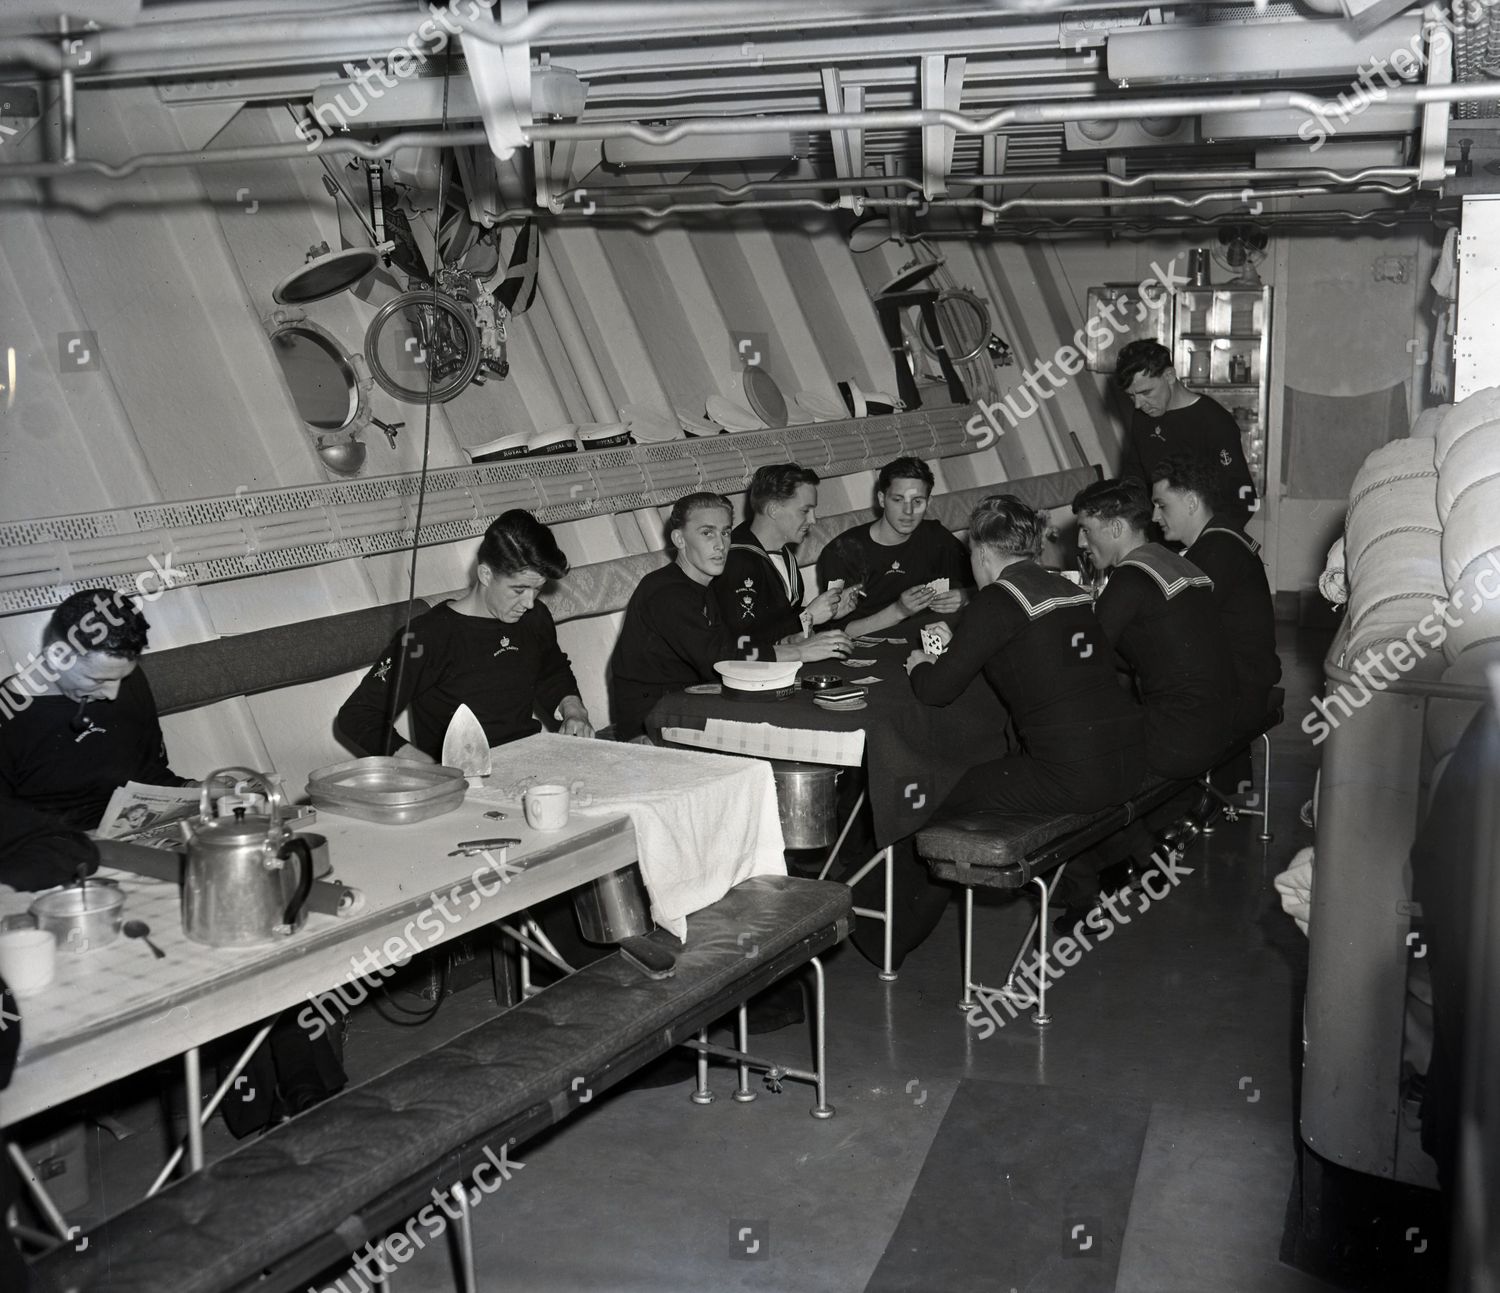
[1108,14,1424,82]
[602,132,812,167]
[1201,104,1422,139]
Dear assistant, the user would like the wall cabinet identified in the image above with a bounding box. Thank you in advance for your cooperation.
[1173,284,1273,500]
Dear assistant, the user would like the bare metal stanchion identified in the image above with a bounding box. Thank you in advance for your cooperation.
[733,1004,756,1103]
[958,887,977,1010]
[1030,875,1053,1026]
[845,845,896,979]
[881,845,894,981]
[452,1182,476,1293]
[184,1048,205,1170]
[149,1021,276,1195]
[1259,733,1274,841]
[818,787,866,881]
[5,1142,73,1239]
[689,1029,715,1105]
[809,956,835,1119]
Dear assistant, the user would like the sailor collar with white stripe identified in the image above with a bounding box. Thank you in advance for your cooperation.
[1117,542,1214,599]
[1196,522,1261,556]
[996,562,1093,620]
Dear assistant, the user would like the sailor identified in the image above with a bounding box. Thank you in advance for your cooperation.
[0,591,342,1130]
[907,494,1144,816]
[1117,339,1257,527]
[610,493,748,741]
[0,589,188,829]
[817,455,971,637]
[338,510,594,760]
[715,464,853,661]
[1150,454,1281,738]
[1073,477,1237,780]
[0,589,188,888]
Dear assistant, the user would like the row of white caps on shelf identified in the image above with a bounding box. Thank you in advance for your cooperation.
[465,386,905,463]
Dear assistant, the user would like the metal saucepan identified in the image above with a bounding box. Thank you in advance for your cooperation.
[30,881,126,954]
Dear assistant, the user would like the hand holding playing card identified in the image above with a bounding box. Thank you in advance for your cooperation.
[898,583,937,616]
[920,621,952,656]
[806,588,841,627]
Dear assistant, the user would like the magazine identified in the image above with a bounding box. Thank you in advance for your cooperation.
[95,782,202,849]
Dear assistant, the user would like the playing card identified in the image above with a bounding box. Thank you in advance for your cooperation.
[799,610,813,636]
[844,657,876,667]
[849,675,883,685]
[920,627,948,656]
[827,579,845,592]
[927,578,950,594]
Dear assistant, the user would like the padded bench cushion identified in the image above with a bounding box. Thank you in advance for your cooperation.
[916,693,1286,889]
[36,875,852,1293]
[139,601,435,716]
[917,806,1120,870]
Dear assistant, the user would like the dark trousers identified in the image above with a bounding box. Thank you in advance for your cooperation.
[822,770,952,973]
[222,1010,347,1138]
[941,748,1139,819]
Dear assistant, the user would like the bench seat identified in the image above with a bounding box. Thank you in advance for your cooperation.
[914,693,1284,1023]
[34,875,852,1293]
[917,689,1286,889]
[917,775,1191,890]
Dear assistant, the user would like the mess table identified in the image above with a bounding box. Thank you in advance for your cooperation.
[646,617,1014,976]
[0,733,784,1235]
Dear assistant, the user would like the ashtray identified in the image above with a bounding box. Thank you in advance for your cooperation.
[801,673,845,691]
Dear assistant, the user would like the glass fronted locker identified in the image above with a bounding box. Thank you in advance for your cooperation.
[1173,286,1272,499]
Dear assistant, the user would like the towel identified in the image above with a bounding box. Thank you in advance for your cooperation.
[1273,846,1314,937]
[470,733,786,940]
[1318,536,1348,606]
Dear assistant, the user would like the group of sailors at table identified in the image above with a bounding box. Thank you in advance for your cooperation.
[0,397,1279,1141]
[2,436,1280,947]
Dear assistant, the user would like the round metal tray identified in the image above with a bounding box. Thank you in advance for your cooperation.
[306,756,466,807]
[309,788,466,825]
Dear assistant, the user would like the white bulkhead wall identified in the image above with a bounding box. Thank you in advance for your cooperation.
[1,95,1138,790]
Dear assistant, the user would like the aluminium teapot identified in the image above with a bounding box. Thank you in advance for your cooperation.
[181,767,314,948]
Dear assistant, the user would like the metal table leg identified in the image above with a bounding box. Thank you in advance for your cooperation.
[184,1047,204,1172]
[848,845,896,980]
[818,788,866,881]
[453,1183,476,1292]
[148,1021,275,1196]
[6,1141,73,1240]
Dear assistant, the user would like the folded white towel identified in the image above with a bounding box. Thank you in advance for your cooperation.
[472,734,786,940]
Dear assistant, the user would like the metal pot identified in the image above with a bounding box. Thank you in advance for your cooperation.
[573,864,652,944]
[31,880,125,954]
[770,761,840,850]
[181,767,314,948]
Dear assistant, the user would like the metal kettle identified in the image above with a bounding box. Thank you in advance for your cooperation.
[181,767,314,948]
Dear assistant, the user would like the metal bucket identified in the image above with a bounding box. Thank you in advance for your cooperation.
[573,864,652,944]
[770,761,840,850]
